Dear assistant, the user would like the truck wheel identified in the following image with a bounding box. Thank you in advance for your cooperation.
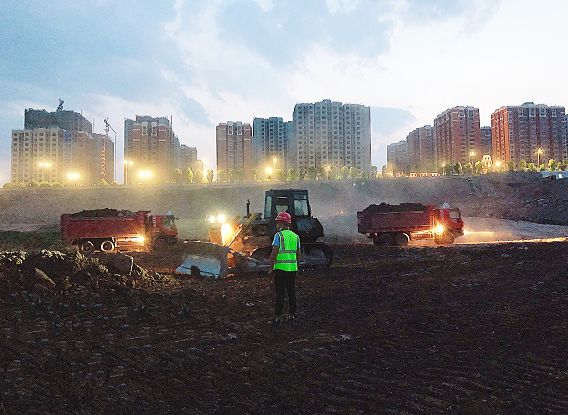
[153,237,167,251]
[100,240,115,252]
[435,231,455,245]
[377,233,393,246]
[81,241,94,255]
[394,232,409,246]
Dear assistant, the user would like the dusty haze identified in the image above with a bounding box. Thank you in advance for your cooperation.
[1,173,567,243]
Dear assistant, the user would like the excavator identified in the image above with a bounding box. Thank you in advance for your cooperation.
[176,189,333,277]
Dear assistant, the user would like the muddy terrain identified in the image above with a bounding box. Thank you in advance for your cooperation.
[1,174,568,413]
[1,240,568,414]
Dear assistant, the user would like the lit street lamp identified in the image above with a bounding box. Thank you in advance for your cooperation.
[266,167,272,181]
[123,160,133,185]
[68,173,79,187]
[39,162,51,182]
[469,151,475,166]
[273,157,277,174]
[139,171,151,184]
[537,148,543,169]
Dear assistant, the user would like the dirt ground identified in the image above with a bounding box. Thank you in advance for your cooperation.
[1,175,568,413]
[1,240,568,414]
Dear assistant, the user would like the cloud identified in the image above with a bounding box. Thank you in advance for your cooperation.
[2,0,566,182]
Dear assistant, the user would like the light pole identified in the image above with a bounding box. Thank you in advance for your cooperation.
[123,160,133,185]
[273,157,277,175]
[39,162,51,182]
[266,168,272,181]
[469,151,475,167]
[537,148,543,170]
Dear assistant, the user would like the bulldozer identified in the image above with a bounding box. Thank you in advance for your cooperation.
[176,188,333,277]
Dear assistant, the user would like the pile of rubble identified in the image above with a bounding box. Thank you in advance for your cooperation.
[0,250,177,296]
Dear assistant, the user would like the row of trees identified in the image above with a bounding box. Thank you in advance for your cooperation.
[10,158,566,188]
[440,158,568,176]
[170,166,378,184]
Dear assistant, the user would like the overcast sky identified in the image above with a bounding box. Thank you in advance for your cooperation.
[1,0,567,183]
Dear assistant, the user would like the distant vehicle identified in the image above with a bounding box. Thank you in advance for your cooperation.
[357,203,464,246]
[60,209,178,254]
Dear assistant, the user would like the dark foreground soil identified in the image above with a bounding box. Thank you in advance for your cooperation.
[1,242,568,414]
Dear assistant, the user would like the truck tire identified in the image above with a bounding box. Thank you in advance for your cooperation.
[393,232,409,246]
[81,241,94,255]
[100,240,115,252]
[377,233,393,246]
[153,237,167,251]
[435,231,455,245]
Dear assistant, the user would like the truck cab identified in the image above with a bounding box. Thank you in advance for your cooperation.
[149,214,178,249]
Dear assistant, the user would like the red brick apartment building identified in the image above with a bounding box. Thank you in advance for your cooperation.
[491,103,567,167]
[124,116,178,184]
[216,121,252,181]
[434,106,481,167]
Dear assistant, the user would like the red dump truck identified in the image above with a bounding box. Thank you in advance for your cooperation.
[357,203,464,246]
[60,209,178,254]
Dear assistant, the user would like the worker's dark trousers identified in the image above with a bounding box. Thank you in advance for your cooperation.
[274,269,297,316]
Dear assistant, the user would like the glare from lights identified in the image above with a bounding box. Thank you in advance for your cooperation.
[220,223,234,245]
[433,225,445,234]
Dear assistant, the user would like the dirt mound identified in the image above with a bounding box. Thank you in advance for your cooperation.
[0,250,174,296]
[360,202,427,213]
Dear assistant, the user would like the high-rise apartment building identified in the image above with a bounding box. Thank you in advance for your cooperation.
[386,140,408,173]
[491,103,567,167]
[292,100,372,173]
[480,126,493,157]
[434,106,481,167]
[25,107,92,134]
[11,107,115,185]
[124,116,180,184]
[11,128,64,184]
[180,145,201,172]
[406,125,435,169]
[252,117,293,173]
[216,121,253,181]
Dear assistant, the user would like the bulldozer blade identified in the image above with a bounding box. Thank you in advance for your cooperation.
[232,251,270,274]
[176,241,229,278]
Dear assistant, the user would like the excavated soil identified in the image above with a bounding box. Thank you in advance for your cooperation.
[2,241,568,414]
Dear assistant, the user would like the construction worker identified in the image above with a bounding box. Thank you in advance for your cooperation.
[268,211,301,325]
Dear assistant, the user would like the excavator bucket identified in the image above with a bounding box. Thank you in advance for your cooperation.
[176,241,230,278]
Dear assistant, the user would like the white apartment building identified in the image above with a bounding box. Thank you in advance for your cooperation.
[292,99,371,173]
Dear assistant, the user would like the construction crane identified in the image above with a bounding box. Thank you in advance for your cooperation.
[104,118,117,183]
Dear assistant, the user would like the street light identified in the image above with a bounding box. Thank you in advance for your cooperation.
[139,171,151,184]
[67,173,79,187]
[266,167,272,181]
[39,162,51,182]
[537,148,543,169]
[469,151,475,166]
[123,160,133,185]
[273,157,277,174]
